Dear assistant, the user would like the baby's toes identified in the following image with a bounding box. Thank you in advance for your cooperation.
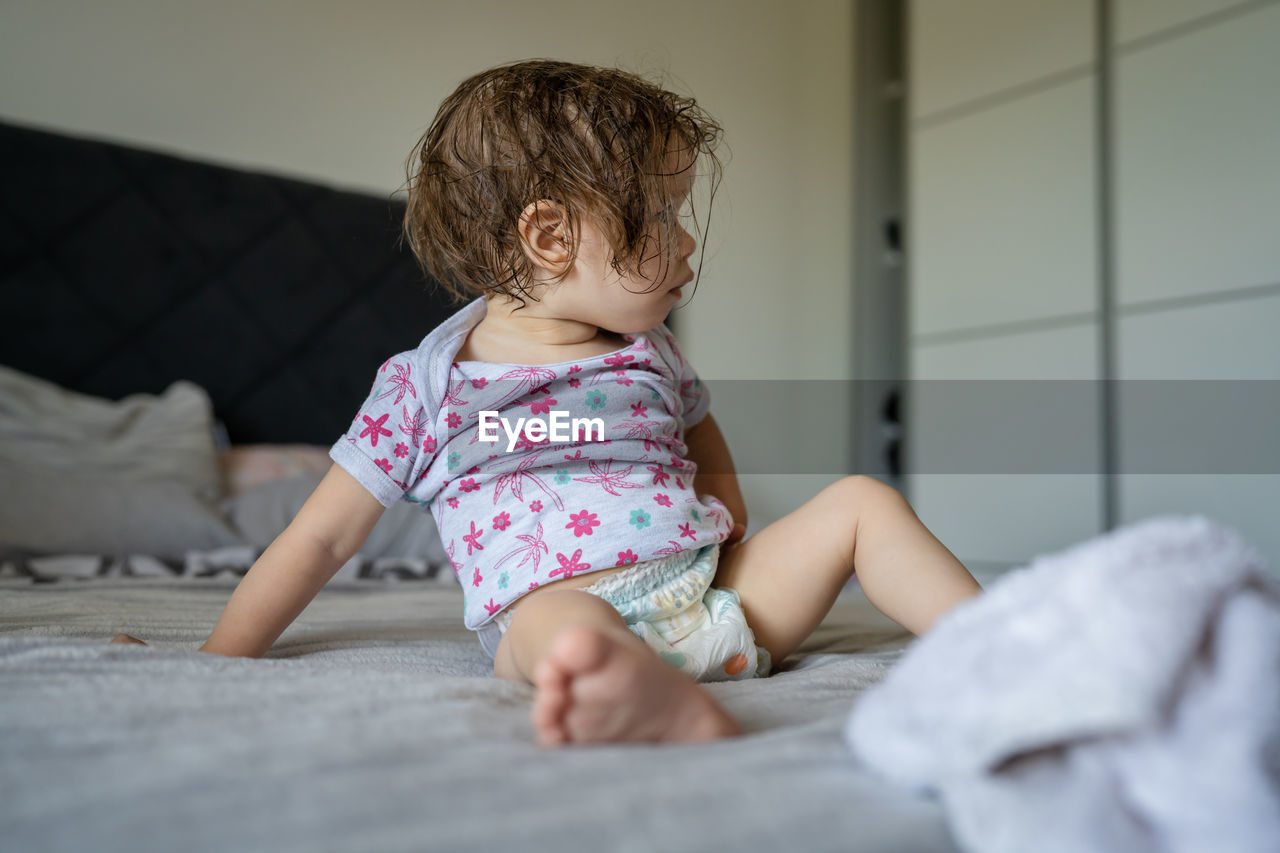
[531,658,572,746]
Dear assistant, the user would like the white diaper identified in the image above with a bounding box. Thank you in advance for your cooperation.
[494,544,770,682]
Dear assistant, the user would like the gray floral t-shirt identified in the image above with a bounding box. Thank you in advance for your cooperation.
[331,306,732,636]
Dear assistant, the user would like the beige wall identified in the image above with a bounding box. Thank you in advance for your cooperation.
[0,0,857,529]
[0,0,854,380]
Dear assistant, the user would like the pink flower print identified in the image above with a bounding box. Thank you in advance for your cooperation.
[492,511,511,531]
[631,402,648,418]
[574,460,642,497]
[669,455,686,469]
[463,520,485,555]
[446,411,462,429]
[549,549,591,580]
[484,598,501,616]
[394,442,409,458]
[375,458,393,474]
[621,420,659,452]
[653,540,685,557]
[441,376,470,408]
[509,432,551,452]
[494,521,548,575]
[604,352,634,368]
[399,405,430,443]
[472,566,482,587]
[568,365,582,374]
[459,478,480,493]
[489,366,557,410]
[566,510,600,537]
[647,464,670,487]
[375,362,418,405]
[471,377,488,389]
[528,582,540,591]
[654,493,672,508]
[665,333,684,364]
[491,453,565,511]
[614,374,634,387]
[446,497,459,509]
[678,522,696,540]
[615,549,638,567]
[525,396,556,416]
[529,500,543,512]
[466,465,481,475]
[446,539,459,576]
[423,436,437,455]
[563,449,586,462]
[568,378,581,388]
[675,477,686,490]
[360,413,393,447]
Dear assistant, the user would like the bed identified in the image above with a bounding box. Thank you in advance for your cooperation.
[0,119,960,852]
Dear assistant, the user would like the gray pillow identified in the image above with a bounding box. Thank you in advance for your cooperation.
[0,366,242,558]
[224,473,446,563]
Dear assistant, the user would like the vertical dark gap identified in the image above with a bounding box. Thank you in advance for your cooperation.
[853,0,906,493]
[1097,0,1119,530]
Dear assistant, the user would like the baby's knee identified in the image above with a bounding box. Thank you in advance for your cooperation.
[824,474,908,515]
[507,588,618,632]
[495,590,633,681]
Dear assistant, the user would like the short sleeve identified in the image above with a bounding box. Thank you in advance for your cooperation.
[660,328,711,427]
[329,356,436,508]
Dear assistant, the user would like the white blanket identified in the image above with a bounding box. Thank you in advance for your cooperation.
[846,516,1280,853]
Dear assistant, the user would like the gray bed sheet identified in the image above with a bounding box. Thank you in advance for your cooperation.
[0,576,958,853]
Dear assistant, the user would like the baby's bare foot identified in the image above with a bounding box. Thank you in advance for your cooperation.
[531,626,740,746]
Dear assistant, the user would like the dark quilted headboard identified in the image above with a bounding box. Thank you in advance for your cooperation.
[0,120,458,444]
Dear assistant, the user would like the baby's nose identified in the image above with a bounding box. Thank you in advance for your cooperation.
[678,225,697,259]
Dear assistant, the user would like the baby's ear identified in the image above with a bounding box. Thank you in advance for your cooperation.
[517,200,571,273]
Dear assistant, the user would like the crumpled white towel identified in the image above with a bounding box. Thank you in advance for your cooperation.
[846,516,1280,853]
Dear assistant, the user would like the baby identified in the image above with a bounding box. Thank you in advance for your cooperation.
[116,60,981,745]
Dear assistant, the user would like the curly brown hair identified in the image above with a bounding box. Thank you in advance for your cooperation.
[403,59,723,303]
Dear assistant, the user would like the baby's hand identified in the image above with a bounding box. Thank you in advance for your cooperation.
[111,634,147,646]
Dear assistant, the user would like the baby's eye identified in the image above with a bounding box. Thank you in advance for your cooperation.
[655,200,691,227]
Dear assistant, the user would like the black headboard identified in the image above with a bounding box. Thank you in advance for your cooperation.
[0,120,458,444]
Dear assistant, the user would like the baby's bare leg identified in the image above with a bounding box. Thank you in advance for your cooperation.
[714,475,980,664]
[494,589,739,746]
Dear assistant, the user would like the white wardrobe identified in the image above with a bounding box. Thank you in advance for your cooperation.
[904,0,1280,570]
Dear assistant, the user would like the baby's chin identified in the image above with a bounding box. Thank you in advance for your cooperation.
[600,312,672,336]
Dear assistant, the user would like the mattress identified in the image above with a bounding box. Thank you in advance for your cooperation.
[0,573,958,852]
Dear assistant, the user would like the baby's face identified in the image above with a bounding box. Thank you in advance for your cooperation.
[546,163,698,335]
[564,210,694,334]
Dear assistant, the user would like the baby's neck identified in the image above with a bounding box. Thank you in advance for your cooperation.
[457,297,627,366]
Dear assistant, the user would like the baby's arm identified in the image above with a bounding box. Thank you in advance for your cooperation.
[198,464,386,657]
[684,414,747,540]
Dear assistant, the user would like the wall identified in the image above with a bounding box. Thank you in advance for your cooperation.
[0,0,856,530]
[907,0,1280,569]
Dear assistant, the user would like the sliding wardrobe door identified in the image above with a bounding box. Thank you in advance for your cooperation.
[905,0,1105,571]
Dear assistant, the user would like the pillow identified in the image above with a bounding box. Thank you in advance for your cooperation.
[220,444,333,495]
[0,366,243,558]
[0,365,225,498]
[223,466,447,564]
